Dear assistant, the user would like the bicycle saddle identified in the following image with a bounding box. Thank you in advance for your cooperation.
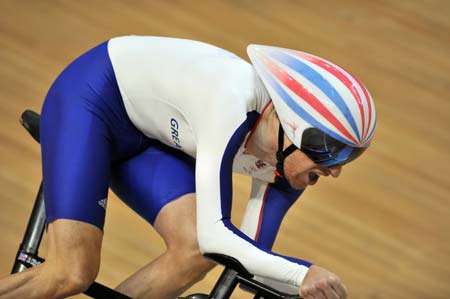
[20,110,41,143]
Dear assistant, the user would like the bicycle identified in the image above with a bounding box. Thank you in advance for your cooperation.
[10,109,301,299]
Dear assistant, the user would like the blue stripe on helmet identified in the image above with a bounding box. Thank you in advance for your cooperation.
[266,50,360,140]
[254,59,354,145]
[319,146,353,167]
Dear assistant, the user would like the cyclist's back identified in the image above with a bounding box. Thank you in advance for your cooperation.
[108,35,265,158]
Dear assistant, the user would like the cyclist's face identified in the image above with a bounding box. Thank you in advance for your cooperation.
[283,147,343,189]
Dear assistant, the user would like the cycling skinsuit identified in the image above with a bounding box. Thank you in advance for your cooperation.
[40,36,311,289]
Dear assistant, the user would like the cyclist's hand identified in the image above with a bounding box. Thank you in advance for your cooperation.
[299,265,347,299]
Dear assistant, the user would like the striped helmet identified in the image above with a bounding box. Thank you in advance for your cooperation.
[247,44,376,167]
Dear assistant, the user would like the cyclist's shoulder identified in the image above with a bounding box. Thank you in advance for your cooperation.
[108,35,254,94]
[108,35,248,66]
[109,35,225,51]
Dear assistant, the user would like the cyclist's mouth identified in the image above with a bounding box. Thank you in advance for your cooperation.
[308,172,319,185]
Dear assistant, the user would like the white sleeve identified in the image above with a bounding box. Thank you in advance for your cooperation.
[240,178,269,239]
[195,121,310,288]
[240,179,305,294]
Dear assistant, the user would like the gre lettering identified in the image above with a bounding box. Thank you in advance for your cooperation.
[170,118,182,149]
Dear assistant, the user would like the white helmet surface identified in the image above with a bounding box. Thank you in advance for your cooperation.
[247,45,376,149]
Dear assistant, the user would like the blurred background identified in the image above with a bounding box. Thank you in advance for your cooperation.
[0,1,449,298]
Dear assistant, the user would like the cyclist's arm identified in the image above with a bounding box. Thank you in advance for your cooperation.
[194,118,311,288]
[240,178,303,249]
[240,178,306,293]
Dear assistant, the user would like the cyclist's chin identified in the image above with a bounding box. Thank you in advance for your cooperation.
[285,172,316,190]
[283,151,319,189]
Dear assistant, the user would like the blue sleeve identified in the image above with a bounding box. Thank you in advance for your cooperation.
[255,182,304,251]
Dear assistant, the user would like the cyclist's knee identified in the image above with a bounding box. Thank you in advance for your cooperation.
[40,260,98,297]
[63,264,98,293]
[192,252,216,280]
[44,219,102,295]
[192,248,215,271]
[55,271,95,295]
[174,246,216,281]
[48,250,99,295]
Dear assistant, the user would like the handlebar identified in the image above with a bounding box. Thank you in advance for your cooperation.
[204,254,301,299]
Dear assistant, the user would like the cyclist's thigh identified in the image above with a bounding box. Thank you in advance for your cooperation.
[41,41,147,230]
[41,98,111,229]
[110,142,196,226]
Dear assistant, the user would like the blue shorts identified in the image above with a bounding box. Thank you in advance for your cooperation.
[40,41,196,229]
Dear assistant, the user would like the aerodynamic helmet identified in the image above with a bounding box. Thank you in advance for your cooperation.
[247,45,376,175]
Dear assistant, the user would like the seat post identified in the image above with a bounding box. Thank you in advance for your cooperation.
[11,182,46,273]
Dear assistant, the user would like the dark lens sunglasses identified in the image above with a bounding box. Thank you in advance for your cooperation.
[300,128,367,168]
[275,125,367,178]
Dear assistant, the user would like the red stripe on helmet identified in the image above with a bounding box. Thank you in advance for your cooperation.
[261,53,359,145]
[290,51,367,143]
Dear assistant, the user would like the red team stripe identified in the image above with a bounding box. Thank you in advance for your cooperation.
[290,51,368,143]
[255,184,270,241]
[260,52,359,144]
[244,101,272,149]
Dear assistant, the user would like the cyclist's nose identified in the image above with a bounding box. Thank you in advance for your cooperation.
[329,165,342,178]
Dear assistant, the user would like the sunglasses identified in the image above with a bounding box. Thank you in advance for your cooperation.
[300,128,367,168]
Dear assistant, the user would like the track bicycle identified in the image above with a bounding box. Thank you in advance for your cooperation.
[10,109,301,299]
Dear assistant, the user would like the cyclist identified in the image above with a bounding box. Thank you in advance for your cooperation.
[0,36,376,299]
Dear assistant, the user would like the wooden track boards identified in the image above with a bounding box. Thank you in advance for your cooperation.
[0,1,449,298]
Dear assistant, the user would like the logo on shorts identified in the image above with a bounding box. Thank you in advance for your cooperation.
[98,198,107,210]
